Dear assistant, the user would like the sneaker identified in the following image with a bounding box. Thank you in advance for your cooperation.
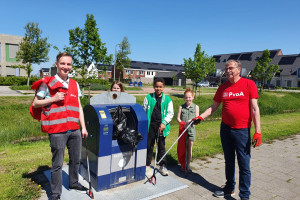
[69,182,88,193]
[179,166,186,172]
[159,165,168,176]
[187,166,192,174]
[213,189,235,198]
[146,166,153,177]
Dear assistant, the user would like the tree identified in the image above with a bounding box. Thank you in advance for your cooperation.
[252,49,279,92]
[115,36,131,81]
[14,22,51,86]
[64,14,113,93]
[183,43,215,97]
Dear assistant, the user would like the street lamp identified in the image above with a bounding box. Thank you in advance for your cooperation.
[114,43,121,81]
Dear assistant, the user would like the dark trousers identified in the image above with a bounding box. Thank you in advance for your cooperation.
[220,122,251,199]
[146,122,166,166]
[48,129,82,197]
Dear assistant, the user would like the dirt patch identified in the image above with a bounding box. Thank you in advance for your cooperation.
[11,136,48,144]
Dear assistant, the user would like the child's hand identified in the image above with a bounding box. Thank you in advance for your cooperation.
[184,121,190,128]
[159,123,166,133]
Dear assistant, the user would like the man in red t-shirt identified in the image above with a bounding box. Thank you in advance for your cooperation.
[194,60,261,200]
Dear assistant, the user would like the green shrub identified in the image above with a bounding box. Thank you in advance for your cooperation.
[0,76,38,86]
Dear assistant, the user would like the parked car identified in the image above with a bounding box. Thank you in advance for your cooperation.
[209,82,219,87]
[197,81,210,87]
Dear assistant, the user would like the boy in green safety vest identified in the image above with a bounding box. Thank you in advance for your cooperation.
[143,78,174,176]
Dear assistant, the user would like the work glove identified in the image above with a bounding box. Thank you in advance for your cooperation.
[252,132,261,148]
[193,116,203,125]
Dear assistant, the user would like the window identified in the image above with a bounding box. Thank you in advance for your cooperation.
[137,71,139,75]
[140,71,144,75]
[287,80,292,87]
[131,70,133,74]
[6,44,19,62]
[151,72,154,75]
[126,70,129,75]
[297,68,300,78]
[147,71,150,75]
[276,80,281,87]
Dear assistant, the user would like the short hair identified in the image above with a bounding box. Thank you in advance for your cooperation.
[225,59,241,68]
[110,81,125,92]
[184,87,194,97]
[154,78,165,86]
[56,52,72,62]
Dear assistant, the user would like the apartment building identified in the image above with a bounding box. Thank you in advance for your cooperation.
[0,34,26,77]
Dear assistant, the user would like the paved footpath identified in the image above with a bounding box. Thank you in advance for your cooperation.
[39,135,300,200]
[156,134,300,200]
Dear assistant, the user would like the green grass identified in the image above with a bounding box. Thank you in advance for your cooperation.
[10,85,32,90]
[0,140,51,200]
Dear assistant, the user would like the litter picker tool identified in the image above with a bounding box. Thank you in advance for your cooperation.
[151,129,161,184]
[149,119,197,184]
[154,129,160,167]
[84,136,94,199]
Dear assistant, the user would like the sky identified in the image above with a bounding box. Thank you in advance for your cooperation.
[1,0,300,75]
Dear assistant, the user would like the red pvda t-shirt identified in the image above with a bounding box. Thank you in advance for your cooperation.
[213,78,259,129]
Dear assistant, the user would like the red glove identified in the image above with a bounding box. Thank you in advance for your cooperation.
[252,132,261,148]
[193,116,203,125]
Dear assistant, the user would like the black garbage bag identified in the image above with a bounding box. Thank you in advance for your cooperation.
[112,105,127,140]
[112,105,143,150]
[119,128,144,151]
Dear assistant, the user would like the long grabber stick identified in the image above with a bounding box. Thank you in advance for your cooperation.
[85,136,94,199]
[157,120,195,166]
[149,120,197,185]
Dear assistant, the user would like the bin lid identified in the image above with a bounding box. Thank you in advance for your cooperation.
[90,92,136,105]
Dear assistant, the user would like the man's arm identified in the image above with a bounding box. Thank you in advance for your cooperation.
[32,92,65,108]
[251,98,261,133]
[78,97,88,138]
[199,101,220,119]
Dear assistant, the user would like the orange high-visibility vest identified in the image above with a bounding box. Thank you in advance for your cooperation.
[31,76,80,133]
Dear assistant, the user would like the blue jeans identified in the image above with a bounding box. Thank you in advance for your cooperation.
[220,122,251,199]
[49,129,82,197]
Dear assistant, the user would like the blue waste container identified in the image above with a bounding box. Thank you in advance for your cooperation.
[138,82,143,87]
[80,92,148,191]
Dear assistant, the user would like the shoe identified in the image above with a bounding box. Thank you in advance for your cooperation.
[69,182,88,193]
[48,195,60,200]
[179,166,186,172]
[146,166,153,177]
[187,166,192,174]
[159,165,168,176]
[213,189,235,198]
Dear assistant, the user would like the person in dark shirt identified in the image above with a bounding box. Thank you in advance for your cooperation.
[143,78,174,176]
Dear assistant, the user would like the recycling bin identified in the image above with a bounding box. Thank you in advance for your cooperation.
[79,91,148,191]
